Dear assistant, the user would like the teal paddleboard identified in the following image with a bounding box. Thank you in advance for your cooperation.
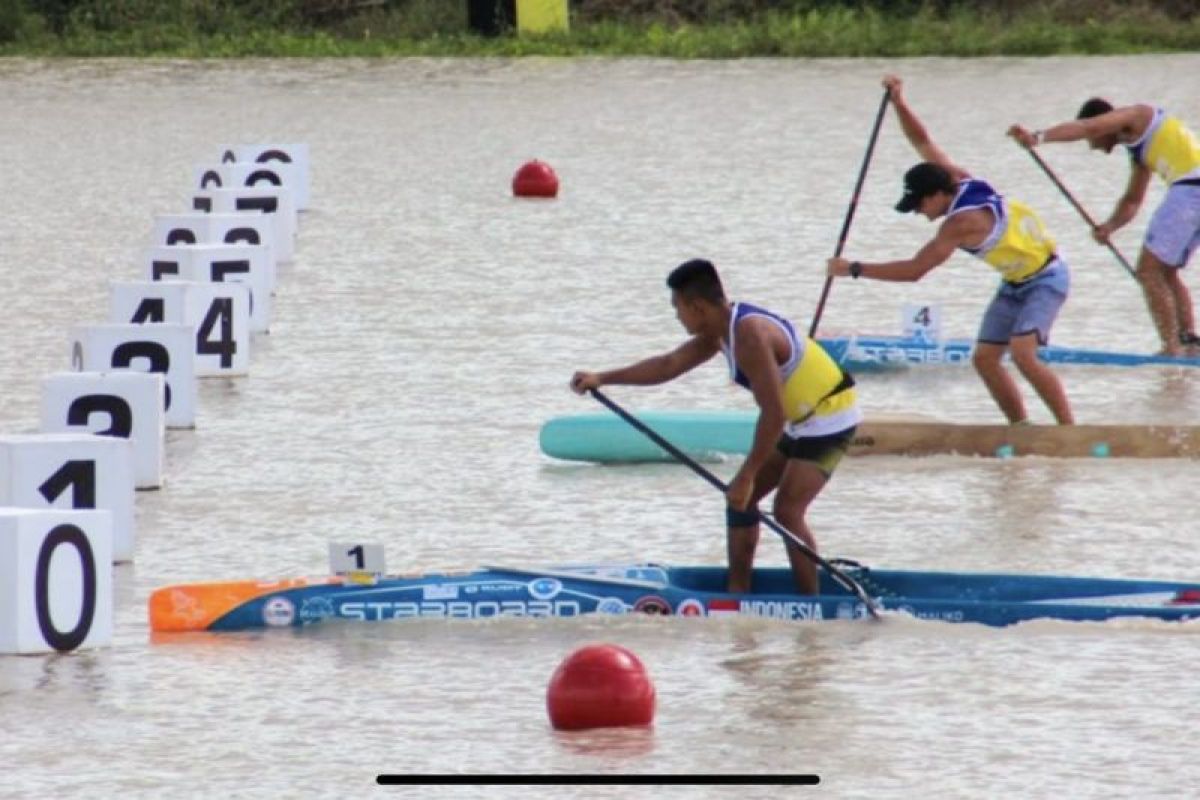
[540,410,755,463]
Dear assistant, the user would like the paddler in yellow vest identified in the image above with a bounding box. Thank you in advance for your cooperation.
[1009,101,1200,356]
[828,75,1074,426]
[570,258,860,595]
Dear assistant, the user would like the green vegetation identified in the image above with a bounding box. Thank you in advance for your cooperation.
[0,0,1197,56]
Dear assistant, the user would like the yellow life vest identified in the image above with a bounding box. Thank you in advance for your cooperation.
[1130,109,1200,185]
[951,179,1056,283]
[782,338,857,425]
[724,302,858,430]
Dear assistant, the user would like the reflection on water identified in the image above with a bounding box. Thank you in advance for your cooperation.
[717,624,838,725]
[1142,368,1199,418]
[0,649,109,697]
[551,726,657,760]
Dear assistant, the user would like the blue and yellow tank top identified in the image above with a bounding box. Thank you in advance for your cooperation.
[947,178,1057,284]
[1127,107,1200,185]
[720,302,860,437]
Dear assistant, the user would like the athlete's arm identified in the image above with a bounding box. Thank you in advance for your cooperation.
[1097,162,1152,239]
[827,214,971,282]
[726,318,788,510]
[570,335,720,393]
[885,74,970,182]
[1039,105,1151,145]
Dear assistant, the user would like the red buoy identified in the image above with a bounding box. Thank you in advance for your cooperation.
[546,644,655,730]
[512,159,559,198]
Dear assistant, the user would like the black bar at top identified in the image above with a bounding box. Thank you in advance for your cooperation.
[376,774,819,786]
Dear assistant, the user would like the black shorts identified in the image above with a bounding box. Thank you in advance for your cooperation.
[775,426,856,477]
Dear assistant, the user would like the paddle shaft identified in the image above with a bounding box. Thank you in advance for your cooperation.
[809,87,893,338]
[1024,147,1137,279]
[588,388,881,619]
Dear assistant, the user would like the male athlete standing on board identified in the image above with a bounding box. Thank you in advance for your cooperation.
[1010,99,1200,355]
[829,75,1074,425]
[571,259,860,595]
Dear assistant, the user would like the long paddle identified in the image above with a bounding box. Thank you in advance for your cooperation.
[588,388,882,620]
[1023,147,1137,279]
[809,87,893,337]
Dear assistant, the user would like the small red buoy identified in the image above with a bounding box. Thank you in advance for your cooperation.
[512,159,559,198]
[546,643,655,730]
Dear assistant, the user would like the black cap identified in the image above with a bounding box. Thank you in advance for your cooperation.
[895,162,955,213]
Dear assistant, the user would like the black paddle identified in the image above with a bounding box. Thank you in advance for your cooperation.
[809,87,893,337]
[1023,146,1137,279]
[588,388,882,620]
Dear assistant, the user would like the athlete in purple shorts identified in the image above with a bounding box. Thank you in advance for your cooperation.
[1011,100,1200,356]
[828,75,1073,425]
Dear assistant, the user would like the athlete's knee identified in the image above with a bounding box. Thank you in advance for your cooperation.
[1009,343,1043,372]
[726,505,760,528]
[972,348,1003,373]
[771,505,809,533]
[1137,251,1170,278]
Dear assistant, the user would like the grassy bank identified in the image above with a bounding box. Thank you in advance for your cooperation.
[1,0,1198,57]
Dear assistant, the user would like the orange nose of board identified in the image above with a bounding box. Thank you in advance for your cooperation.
[148,577,327,632]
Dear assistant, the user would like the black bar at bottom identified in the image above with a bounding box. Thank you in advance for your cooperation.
[377,774,819,786]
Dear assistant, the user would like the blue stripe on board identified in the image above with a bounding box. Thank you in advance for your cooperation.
[816,335,1200,370]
